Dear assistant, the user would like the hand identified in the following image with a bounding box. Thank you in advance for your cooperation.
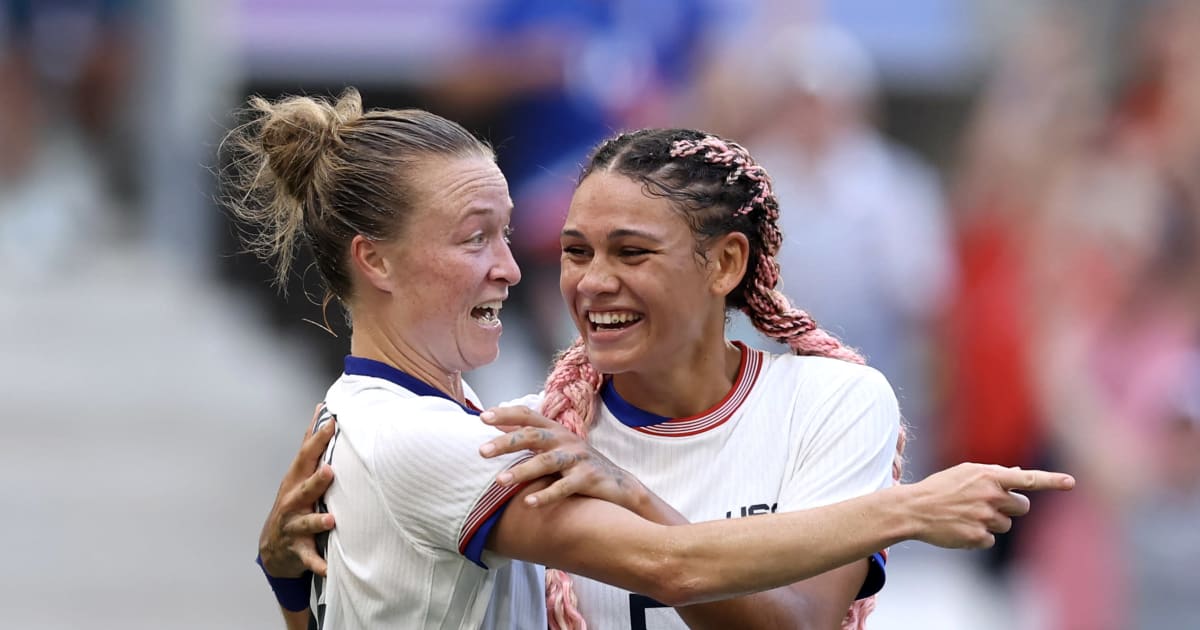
[906,463,1075,549]
[258,404,337,578]
[479,405,642,510]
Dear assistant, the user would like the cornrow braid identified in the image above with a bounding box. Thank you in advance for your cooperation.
[543,129,906,630]
[669,136,774,216]
[664,133,904,629]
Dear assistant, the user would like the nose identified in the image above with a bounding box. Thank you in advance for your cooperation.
[491,239,522,286]
[575,257,618,297]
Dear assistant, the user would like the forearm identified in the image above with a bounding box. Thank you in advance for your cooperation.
[281,607,311,630]
[675,559,867,630]
[677,587,810,630]
[628,487,851,629]
[493,482,916,607]
[626,484,689,525]
[655,488,908,605]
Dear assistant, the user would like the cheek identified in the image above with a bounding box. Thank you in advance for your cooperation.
[410,257,472,311]
[558,264,579,300]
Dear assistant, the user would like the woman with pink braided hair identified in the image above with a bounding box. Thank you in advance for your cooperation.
[251,115,1073,630]
[483,128,903,630]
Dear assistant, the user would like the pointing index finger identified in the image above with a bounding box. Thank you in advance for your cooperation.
[998,467,1075,491]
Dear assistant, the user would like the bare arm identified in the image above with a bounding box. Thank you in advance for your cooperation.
[280,610,311,630]
[481,406,866,627]
[487,463,1073,607]
[635,492,868,630]
[480,406,1066,626]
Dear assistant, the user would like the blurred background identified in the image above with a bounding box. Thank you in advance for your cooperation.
[2,0,1197,627]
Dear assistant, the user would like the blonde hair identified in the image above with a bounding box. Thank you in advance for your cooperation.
[220,88,493,302]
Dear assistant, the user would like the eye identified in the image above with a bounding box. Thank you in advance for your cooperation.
[561,245,590,258]
[619,247,652,258]
[466,232,486,245]
[502,225,514,244]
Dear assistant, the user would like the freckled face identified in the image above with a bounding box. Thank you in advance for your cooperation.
[559,172,723,375]
[386,156,521,372]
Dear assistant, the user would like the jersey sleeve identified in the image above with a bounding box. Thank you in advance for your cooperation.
[778,365,900,511]
[778,365,901,599]
[366,396,531,568]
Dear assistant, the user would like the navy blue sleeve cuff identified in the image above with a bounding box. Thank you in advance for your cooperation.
[855,552,887,600]
[257,554,313,612]
[462,502,513,569]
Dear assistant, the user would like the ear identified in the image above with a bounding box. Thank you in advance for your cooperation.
[349,234,395,294]
[708,232,750,298]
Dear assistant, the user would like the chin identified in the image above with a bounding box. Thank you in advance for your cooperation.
[463,347,501,372]
[583,345,640,375]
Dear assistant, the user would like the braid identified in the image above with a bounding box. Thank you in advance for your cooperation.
[538,339,603,630]
[573,129,906,628]
[666,133,906,630]
[669,136,774,215]
[540,338,603,438]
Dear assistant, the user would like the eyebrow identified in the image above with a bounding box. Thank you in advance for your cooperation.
[457,205,511,221]
[561,228,663,241]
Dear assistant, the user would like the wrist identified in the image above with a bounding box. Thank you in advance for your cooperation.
[626,481,655,516]
[875,484,923,545]
[257,554,313,612]
[629,483,689,526]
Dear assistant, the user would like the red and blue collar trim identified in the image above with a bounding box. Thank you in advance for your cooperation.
[343,356,482,415]
[601,342,764,437]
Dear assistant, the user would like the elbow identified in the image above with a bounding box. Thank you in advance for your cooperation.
[638,554,710,607]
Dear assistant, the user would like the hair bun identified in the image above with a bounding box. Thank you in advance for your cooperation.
[255,89,363,200]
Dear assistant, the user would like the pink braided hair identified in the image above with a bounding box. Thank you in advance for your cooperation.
[539,340,603,630]
[539,130,906,629]
[673,135,907,630]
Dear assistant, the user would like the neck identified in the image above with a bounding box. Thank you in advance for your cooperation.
[610,338,742,419]
[349,308,465,403]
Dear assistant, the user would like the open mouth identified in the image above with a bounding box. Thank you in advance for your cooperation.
[587,310,643,332]
[471,300,502,326]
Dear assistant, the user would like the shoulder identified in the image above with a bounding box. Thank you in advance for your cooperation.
[762,352,894,399]
[326,375,488,445]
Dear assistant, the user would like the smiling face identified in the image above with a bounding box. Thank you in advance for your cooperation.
[559,171,732,375]
[380,155,520,372]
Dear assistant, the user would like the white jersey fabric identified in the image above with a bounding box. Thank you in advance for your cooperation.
[312,356,547,630]
[571,342,900,629]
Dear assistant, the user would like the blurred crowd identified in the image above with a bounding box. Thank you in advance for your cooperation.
[2,1,1196,628]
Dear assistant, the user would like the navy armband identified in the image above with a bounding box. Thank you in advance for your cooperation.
[256,554,313,612]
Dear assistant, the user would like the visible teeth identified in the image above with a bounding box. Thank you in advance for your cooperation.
[473,300,503,324]
[587,311,641,325]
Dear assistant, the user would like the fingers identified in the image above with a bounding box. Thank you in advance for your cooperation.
[496,450,575,486]
[304,403,323,437]
[521,476,579,508]
[480,425,562,458]
[480,406,556,429]
[297,465,335,504]
[986,514,1013,535]
[296,547,329,577]
[289,417,336,480]
[996,490,1031,517]
[996,467,1076,492]
[282,511,336,536]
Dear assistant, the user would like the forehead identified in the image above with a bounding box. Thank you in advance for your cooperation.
[565,171,683,234]
[413,155,511,221]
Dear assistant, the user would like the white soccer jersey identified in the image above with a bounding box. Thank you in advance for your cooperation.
[312,356,546,630]
[571,342,900,629]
